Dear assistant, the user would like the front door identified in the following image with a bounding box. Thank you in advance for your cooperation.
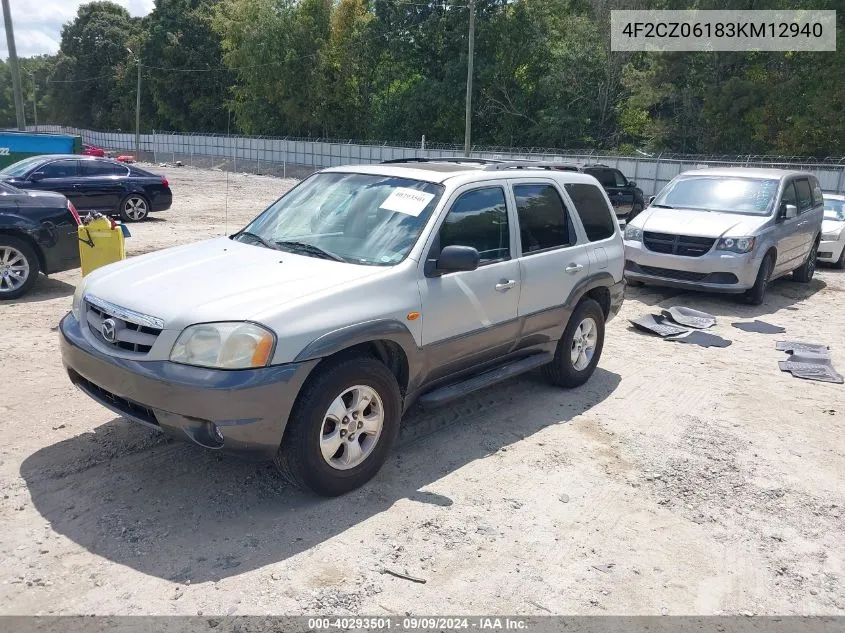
[773,179,805,274]
[418,183,521,380]
[25,159,80,204]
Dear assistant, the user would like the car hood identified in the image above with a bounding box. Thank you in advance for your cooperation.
[822,219,845,235]
[82,237,386,330]
[635,207,768,238]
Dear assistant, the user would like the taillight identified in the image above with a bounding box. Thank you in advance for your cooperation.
[67,200,81,225]
[161,176,169,188]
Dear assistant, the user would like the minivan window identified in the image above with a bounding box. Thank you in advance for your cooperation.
[238,172,443,266]
[513,184,571,253]
[781,181,798,211]
[565,183,615,241]
[440,187,509,264]
[652,176,779,216]
[794,179,813,212]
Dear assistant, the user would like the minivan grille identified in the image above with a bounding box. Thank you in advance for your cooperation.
[85,298,163,355]
[643,232,716,257]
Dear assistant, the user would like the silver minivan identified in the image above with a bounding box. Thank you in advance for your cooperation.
[623,168,824,304]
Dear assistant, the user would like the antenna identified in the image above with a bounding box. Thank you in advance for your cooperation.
[225,108,231,235]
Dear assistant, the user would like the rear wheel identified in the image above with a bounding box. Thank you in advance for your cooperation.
[542,298,605,388]
[119,194,149,222]
[275,355,401,496]
[0,236,39,300]
[792,239,818,283]
[744,252,774,306]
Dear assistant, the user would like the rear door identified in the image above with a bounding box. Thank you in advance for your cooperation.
[78,160,129,211]
[508,178,591,335]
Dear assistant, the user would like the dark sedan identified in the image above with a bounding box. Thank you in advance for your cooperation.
[0,181,81,299]
[0,155,172,222]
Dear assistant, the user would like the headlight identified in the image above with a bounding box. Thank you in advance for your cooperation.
[716,237,755,253]
[170,322,276,369]
[822,230,842,241]
[624,225,643,241]
[71,281,86,320]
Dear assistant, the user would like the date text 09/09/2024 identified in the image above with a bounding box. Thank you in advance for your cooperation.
[307,617,529,630]
[621,21,823,39]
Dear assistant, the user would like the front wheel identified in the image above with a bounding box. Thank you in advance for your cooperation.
[119,194,150,222]
[275,355,401,496]
[542,298,605,388]
[792,240,818,283]
[744,252,774,306]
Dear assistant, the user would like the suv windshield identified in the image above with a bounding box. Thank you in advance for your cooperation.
[235,172,443,265]
[824,198,845,221]
[653,176,779,216]
[0,156,45,178]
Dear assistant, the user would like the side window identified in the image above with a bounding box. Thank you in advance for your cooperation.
[439,187,509,264]
[811,179,824,206]
[39,160,78,178]
[564,183,616,242]
[587,169,616,188]
[83,161,127,176]
[613,170,628,187]
[781,181,797,211]
[794,179,813,212]
[513,183,572,254]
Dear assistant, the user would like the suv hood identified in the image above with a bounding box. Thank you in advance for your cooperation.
[635,207,768,237]
[82,237,384,330]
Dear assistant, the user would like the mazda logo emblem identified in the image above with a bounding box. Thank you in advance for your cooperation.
[101,318,117,343]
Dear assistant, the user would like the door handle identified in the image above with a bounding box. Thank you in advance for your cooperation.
[495,279,516,291]
[565,263,584,274]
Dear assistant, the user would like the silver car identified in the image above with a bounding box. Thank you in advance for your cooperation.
[623,168,824,304]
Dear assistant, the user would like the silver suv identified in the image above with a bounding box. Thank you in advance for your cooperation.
[60,159,625,495]
[623,168,824,305]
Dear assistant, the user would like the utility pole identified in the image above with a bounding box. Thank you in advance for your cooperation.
[1,0,26,130]
[463,0,476,157]
[127,48,141,156]
[31,76,37,129]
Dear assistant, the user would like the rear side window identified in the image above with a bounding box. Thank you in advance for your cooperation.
[440,187,510,264]
[40,160,78,178]
[565,183,616,241]
[794,179,813,212]
[83,161,128,176]
[513,184,572,254]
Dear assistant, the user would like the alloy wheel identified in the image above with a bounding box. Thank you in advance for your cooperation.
[319,385,384,470]
[0,246,30,293]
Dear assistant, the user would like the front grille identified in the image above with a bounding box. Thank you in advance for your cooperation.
[85,299,162,355]
[643,232,716,257]
[638,265,708,282]
[70,370,158,426]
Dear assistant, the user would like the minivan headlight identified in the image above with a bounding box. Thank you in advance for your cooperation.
[822,228,843,241]
[624,225,643,241]
[170,322,276,369]
[716,237,755,253]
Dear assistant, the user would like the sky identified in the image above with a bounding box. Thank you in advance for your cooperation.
[1,0,155,59]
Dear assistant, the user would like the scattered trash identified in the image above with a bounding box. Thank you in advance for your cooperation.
[630,314,689,337]
[382,567,427,584]
[732,320,786,334]
[529,600,552,613]
[175,160,184,167]
[559,493,570,503]
[591,563,615,574]
[158,162,168,167]
[669,331,732,348]
[778,351,844,384]
[776,341,830,354]
[115,155,135,163]
[662,306,716,329]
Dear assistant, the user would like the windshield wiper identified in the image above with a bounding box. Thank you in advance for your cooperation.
[650,203,674,209]
[275,240,346,262]
[233,231,279,250]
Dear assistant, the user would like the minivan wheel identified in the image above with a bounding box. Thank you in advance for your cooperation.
[275,356,401,496]
[542,298,605,388]
[744,253,774,306]
[793,240,818,283]
[0,236,39,300]
[119,194,149,222]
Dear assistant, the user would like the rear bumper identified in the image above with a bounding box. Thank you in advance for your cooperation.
[59,313,318,459]
[149,190,172,212]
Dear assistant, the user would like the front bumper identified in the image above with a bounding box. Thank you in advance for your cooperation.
[59,313,318,459]
[623,240,760,293]
[817,238,844,263]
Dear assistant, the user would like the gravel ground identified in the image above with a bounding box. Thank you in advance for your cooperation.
[1,165,843,616]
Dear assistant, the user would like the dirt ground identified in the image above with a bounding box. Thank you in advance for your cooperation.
[1,165,843,616]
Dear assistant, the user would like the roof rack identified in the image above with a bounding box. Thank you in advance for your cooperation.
[482,161,580,171]
[381,157,500,165]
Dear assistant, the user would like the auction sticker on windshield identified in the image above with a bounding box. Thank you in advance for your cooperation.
[380,187,435,216]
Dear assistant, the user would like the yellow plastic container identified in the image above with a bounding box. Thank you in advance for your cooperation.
[78,216,126,276]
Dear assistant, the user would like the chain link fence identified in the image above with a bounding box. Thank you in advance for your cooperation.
[28,125,845,196]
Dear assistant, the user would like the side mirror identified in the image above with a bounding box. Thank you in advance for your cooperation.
[783,204,798,220]
[435,245,480,274]
[28,171,46,182]
[627,180,637,188]
[648,195,656,205]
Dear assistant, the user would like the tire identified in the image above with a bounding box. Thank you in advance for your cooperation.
[792,239,818,283]
[274,355,401,496]
[0,236,40,300]
[744,252,774,306]
[542,298,605,388]
[119,194,150,222]
[627,204,643,223]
